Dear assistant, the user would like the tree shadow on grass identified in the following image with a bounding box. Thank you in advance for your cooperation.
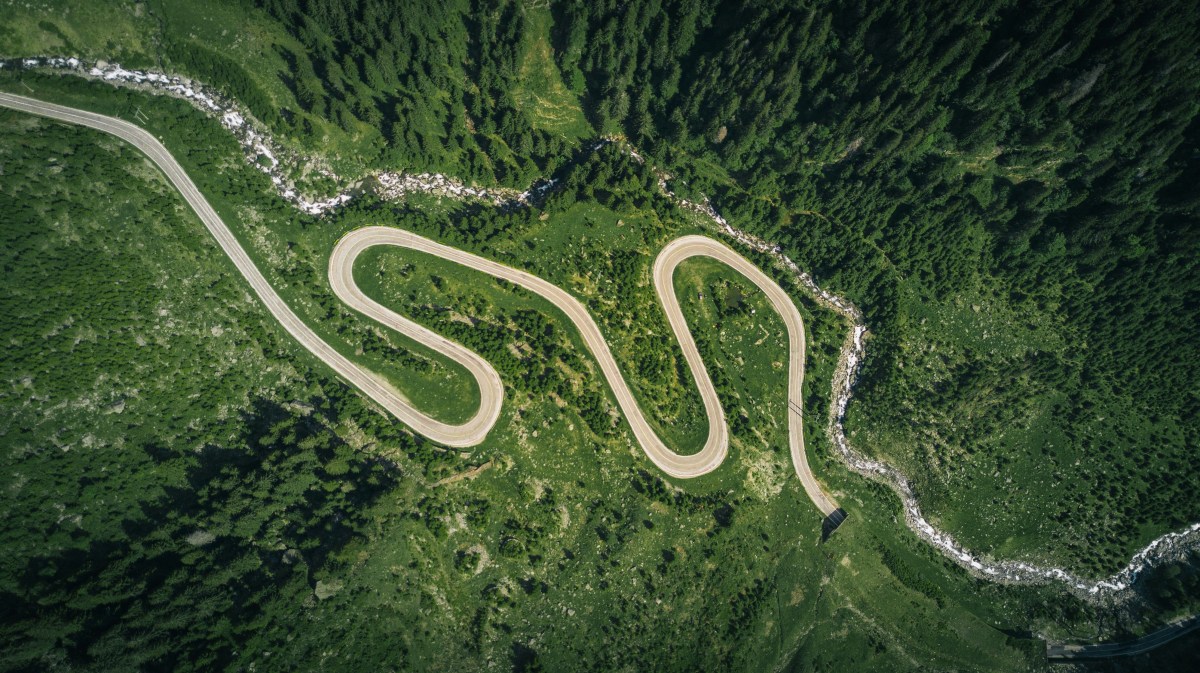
[7,395,405,671]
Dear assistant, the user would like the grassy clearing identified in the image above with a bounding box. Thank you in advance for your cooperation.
[943,144,1066,187]
[510,8,591,140]
[254,220,485,427]
[0,0,158,65]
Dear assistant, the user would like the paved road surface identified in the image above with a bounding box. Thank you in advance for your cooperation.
[0,91,501,447]
[1047,614,1200,661]
[331,228,840,514]
[0,92,840,517]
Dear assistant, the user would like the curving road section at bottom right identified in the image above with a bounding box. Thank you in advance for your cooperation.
[1047,614,1200,661]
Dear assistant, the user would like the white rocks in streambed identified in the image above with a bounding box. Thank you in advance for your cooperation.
[254,143,277,167]
[104,66,146,83]
[222,110,245,129]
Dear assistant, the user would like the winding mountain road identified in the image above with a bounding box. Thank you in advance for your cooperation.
[0,92,840,518]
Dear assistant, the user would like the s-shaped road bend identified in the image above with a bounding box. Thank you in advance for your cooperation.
[0,91,842,521]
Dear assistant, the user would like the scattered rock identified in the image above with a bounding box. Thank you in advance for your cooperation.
[314,579,344,600]
[186,530,216,547]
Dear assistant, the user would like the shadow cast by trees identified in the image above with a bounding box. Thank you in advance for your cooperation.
[3,396,404,671]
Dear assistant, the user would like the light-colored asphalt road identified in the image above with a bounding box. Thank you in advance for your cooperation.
[1047,614,1200,660]
[0,91,500,447]
[1,92,839,516]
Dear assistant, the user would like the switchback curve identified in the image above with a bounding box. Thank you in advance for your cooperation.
[330,227,840,516]
[0,92,839,518]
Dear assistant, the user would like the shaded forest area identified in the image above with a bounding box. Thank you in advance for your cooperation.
[3,397,404,670]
